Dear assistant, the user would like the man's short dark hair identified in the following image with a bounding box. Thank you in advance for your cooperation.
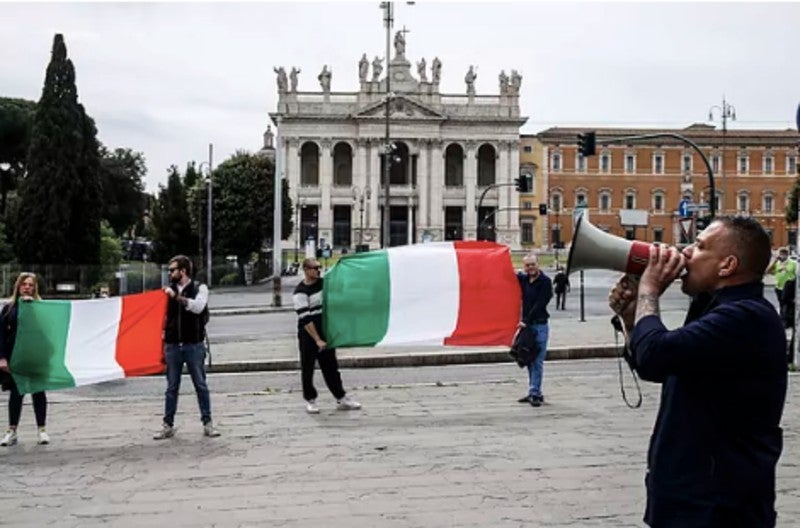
[712,216,771,277]
[169,255,194,276]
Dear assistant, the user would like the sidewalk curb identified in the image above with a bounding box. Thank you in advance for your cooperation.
[206,345,621,373]
[211,306,294,316]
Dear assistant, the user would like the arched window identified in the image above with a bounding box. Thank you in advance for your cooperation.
[477,144,496,186]
[381,141,410,185]
[332,142,352,186]
[599,192,611,212]
[300,142,319,186]
[445,143,464,187]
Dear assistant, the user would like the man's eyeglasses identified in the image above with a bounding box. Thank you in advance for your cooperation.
[305,266,321,271]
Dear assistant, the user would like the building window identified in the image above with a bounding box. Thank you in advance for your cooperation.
[444,206,463,241]
[523,145,532,153]
[575,193,587,207]
[764,195,774,213]
[523,201,533,210]
[600,153,611,173]
[521,222,534,244]
[300,142,320,186]
[787,155,797,175]
[653,228,663,243]
[445,143,464,187]
[653,154,664,174]
[576,154,586,173]
[738,193,749,213]
[711,154,720,174]
[714,193,722,214]
[332,205,352,248]
[551,193,562,212]
[682,153,692,173]
[624,193,635,209]
[625,154,635,173]
[477,144,496,186]
[625,228,636,240]
[552,152,562,172]
[653,193,664,213]
[599,193,611,212]
[764,154,774,174]
[738,152,749,174]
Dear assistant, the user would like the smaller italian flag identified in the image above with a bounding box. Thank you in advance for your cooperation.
[324,241,521,348]
[10,291,167,394]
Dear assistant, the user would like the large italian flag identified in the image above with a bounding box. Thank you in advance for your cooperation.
[323,241,521,348]
[10,291,167,394]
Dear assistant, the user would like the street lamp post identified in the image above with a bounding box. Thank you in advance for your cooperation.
[294,198,306,262]
[709,97,736,214]
[353,186,371,246]
[380,1,394,248]
[206,144,214,287]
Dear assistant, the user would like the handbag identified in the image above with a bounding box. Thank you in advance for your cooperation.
[510,326,539,368]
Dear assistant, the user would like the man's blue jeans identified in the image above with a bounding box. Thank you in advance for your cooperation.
[525,323,549,397]
[163,343,211,426]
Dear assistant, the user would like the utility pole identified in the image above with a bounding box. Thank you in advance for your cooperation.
[272,118,283,307]
[206,143,214,288]
[381,1,394,248]
[709,97,736,214]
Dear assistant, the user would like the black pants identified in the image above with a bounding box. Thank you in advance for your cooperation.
[298,333,346,402]
[8,385,47,428]
[555,292,566,310]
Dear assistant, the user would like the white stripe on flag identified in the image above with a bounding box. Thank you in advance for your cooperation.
[377,243,460,346]
[64,298,125,386]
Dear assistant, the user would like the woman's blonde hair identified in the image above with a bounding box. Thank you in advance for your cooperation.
[10,272,41,304]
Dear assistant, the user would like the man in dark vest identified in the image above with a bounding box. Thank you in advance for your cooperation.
[154,255,220,440]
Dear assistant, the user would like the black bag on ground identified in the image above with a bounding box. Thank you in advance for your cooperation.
[509,326,540,368]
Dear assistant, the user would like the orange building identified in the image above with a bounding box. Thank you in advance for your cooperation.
[537,124,799,249]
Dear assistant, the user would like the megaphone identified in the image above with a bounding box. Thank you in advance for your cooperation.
[566,215,651,276]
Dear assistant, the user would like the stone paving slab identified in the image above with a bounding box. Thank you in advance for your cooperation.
[0,364,797,527]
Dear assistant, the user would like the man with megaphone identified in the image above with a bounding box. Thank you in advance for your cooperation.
[607,216,786,528]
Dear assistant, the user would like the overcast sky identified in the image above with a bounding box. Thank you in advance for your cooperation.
[2,1,799,191]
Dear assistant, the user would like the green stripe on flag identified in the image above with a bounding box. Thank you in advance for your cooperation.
[324,250,390,347]
[10,300,75,394]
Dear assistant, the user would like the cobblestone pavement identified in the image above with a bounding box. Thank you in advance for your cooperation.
[1,362,797,527]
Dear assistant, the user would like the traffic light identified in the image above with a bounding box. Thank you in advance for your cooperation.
[515,174,532,193]
[577,131,596,157]
[538,203,547,215]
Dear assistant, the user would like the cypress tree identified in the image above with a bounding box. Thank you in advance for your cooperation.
[16,33,102,266]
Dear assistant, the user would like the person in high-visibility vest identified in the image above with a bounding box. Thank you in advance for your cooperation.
[766,247,796,328]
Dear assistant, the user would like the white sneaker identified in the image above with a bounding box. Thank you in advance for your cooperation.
[1,429,17,446]
[203,422,221,437]
[336,395,361,411]
[37,428,50,445]
[305,400,320,414]
[153,423,175,440]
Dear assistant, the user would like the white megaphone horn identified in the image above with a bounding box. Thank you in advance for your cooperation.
[566,215,652,276]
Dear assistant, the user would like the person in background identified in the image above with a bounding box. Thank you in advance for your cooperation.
[766,246,796,328]
[0,273,48,446]
[154,255,220,440]
[608,216,786,527]
[516,253,552,407]
[552,265,570,310]
[293,257,361,414]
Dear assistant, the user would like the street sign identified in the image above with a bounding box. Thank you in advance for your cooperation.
[679,217,694,240]
[687,203,710,211]
[572,203,589,226]
[678,199,690,218]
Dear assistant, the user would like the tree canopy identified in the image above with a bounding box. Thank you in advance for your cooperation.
[0,97,36,215]
[99,146,147,237]
[150,165,197,263]
[15,33,103,266]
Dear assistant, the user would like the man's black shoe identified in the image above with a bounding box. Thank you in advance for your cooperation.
[517,395,532,403]
[530,395,543,407]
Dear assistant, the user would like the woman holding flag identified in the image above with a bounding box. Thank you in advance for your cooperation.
[0,272,48,446]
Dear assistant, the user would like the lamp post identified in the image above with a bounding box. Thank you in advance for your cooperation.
[709,97,736,214]
[294,198,306,262]
[353,186,371,247]
[205,144,214,286]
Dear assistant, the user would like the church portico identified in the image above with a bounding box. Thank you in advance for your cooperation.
[270,32,527,252]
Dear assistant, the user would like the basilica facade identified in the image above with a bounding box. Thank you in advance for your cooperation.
[269,34,528,251]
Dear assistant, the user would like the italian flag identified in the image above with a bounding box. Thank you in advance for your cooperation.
[323,241,521,348]
[10,291,167,394]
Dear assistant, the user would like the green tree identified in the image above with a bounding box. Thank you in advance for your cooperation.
[99,146,147,237]
[0,220,15,263]
[211,151,292,280]
[0,97,36,216]
[99,220,123,268]
[787,177,800,224]
[16,33,103,267]
[150,165,196,263]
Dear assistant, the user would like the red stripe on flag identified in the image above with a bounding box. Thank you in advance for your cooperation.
[444,241,521,346]
[116,291,167,377]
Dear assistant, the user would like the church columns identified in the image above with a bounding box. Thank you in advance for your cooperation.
[369,141,381,236]
[319,139,333,242]
[464,141,478,237]
[417,140,429,239]
[430,140,444,239]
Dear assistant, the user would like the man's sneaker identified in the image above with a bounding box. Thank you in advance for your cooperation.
[336,395,362,411]
[517,394,533,404]
[0,429,17,446]
[37,428,50,445]
[305,400,320,414]
[203,422,221,437]
[153,423,175,440]
[530,395,544,407]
